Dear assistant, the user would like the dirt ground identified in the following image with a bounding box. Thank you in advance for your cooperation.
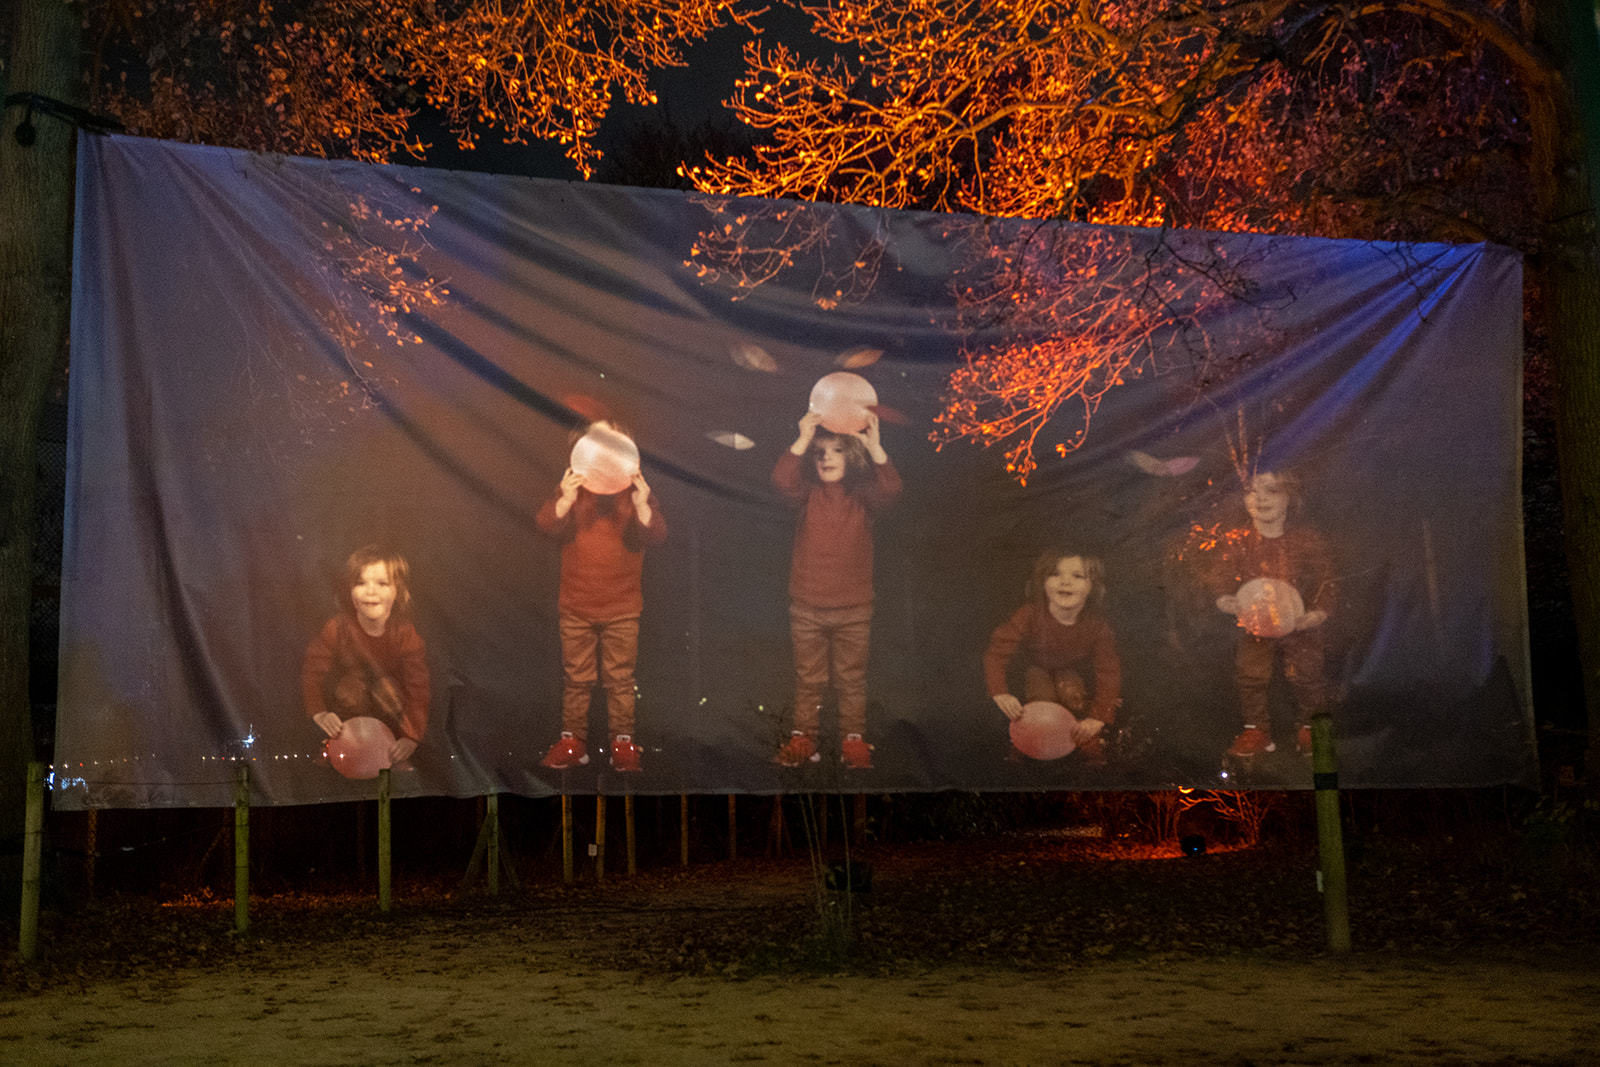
[4,942,1598,1065]
[3,828,1598,1064]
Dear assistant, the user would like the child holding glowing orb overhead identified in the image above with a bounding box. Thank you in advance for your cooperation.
[536,419,666,773]
[1210,469,1336,758]
[302,546,429,777]
[772,393,901,770]
[984,550,1122,764]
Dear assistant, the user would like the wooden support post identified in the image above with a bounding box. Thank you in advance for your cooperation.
[461,799,490,891]
[766,795,788,858]
[377,768,392,913]
[85,808,97,897]
[356,799,368,880]
[594,794,607,883]
[853,793,867,845]
[234,763,250,935]
[19,762,44,963]
[680,794,690,867]
[818,792,828,850]
[727,794,738,862]
[561,795,574,884]
[486,793,500,896]
[625,794,637,876]
[1312,713,1351,952]
[461,793,521,894]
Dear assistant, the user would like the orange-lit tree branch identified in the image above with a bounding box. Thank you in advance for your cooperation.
[932,223,1262,481]
[686,0,1296,220]
[71,0,757,422]
[85,0,755,172]
[402,0,757,174]
[686,0,1535,479]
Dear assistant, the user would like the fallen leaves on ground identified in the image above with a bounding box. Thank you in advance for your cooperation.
[2,829,1595,993]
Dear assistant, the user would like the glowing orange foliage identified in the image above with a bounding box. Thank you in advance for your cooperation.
[87,0,755,173]
[77,0,754,415]
[686,0,1534,481]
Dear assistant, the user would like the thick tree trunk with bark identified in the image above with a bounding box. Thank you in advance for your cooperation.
[0,0,79,890]
[1538,0,1600,780]
[1546,247,1600,779]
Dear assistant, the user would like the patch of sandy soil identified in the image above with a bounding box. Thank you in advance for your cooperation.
[4,945,1599,1065]
[2,832,1597,1064]
[5,937,1598,1065]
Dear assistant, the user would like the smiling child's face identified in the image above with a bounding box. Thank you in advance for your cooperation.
[1043,556,1091,615]
[352,561,397,632]
[815,438,848,483]
[1244,473,1289,529]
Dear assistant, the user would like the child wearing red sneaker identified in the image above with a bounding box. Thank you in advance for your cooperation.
[772,409,901,769]
[536,421,666,773]
[1211,469,1336,757]
[984,550,1122,764]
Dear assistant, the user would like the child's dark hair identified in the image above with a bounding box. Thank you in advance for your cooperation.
[343,545,413,621]
[1025,550,1106,609]
[804,430,873,485]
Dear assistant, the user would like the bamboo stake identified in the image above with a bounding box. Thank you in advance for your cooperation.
[767,795,788,858]
[234,763,250,935]
[624,794,636,876]
[561,795,574,883]
[680,794,689,867]
[460,801,490,891]
[19,762,44,962]
[853,793,867,845]
[595,794,607,883]
[486,793,500,896]
[727,794,738,861]
[355,799,367,881]
[377,768,392,912]
[1312,713,1351,952]
[85,807,97,897]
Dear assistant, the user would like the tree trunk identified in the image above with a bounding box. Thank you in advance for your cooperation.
[0,0,79,893]
[1546,250,1600,781]
[1539,0,1600,780]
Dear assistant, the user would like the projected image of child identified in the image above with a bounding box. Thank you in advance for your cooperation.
[1210,469,1336,758]
[536,420,667,773]
[984,550,1122,764]
[302,546,429,767]
[771,409,902,770]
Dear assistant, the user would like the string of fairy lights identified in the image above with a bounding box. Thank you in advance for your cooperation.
[40,681,761,795]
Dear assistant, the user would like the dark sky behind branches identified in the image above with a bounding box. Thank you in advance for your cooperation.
[420,5,820,181]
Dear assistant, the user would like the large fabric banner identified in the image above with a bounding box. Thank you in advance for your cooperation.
[57,135,1532,808]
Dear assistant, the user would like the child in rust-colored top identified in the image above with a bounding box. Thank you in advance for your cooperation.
[772,410,901,770]
[302,546,429,765]
[1209,470,1336,758]
[984,551,1122,764]
[535,421,667,773]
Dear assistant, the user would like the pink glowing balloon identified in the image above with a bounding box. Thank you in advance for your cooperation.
[1234,577,1305,638]
[570,424,640,496]
[1009,701,1078,761]
[808,372,878,434]
[325,716,396,780]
